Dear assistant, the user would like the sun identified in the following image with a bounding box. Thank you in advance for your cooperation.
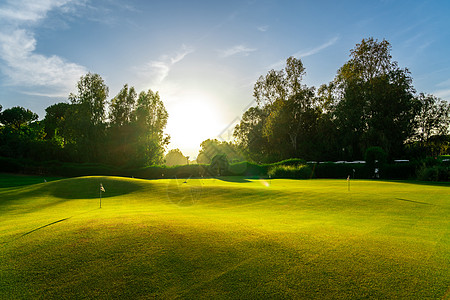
[165,91,225,158]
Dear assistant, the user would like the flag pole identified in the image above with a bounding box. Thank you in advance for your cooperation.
[99,184,102,208]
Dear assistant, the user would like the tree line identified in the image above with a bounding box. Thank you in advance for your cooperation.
[0,73,169,167]
[1,37,449,169]
[234,38,450,163]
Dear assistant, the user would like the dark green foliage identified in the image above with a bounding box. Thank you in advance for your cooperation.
[417,165,450,181]
[268,164,313,179]
[312,163,368,179]
[209,154,229,176]
[0,106,38,130]
[0,156,23,173]
[0,74,170,168]
[228,161,267,177]
[334,38,417,159]
[234,38,448,162]
[364,146,387,170]
[2,156,449,181]
[382,162,418,180]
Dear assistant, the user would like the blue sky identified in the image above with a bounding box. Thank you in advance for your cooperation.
[1,0,449,158]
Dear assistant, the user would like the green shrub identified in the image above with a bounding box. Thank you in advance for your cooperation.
[383,162,418,180]
[228,161,267,177]
[364,146,387,170]
[313,163,368,179]
[271,158,307,167]
[417,165,450,181]
[210,154,229,176]
[268,164,313,179]
[0,156,23,173]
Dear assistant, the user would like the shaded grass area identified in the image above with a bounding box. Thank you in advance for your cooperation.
[0,177,449,299]
[0,173,63,188]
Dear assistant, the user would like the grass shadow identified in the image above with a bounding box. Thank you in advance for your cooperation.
[49,177,143,199]
[216,176,252,183]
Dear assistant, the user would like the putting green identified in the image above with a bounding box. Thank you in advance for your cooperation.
[0,176,449,298]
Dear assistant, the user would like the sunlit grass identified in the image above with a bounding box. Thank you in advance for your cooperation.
[0,176,449,298]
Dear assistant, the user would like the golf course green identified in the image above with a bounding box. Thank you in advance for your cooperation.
[0,174,449,299]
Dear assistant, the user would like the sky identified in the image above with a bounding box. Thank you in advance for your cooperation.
[1,0,450,158]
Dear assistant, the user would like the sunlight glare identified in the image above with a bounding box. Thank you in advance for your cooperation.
[166,91,226,157]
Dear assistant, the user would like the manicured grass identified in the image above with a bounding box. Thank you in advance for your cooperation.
[0,176,449,299]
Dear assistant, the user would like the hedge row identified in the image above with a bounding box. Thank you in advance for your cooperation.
[0,156,447,181]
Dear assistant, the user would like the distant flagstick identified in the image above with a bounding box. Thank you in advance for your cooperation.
[99,183,105,208]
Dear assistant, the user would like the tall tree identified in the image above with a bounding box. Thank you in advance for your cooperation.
[107,84,137,166]
[68,73,109,162]
[233,106,270,162]
[133,89,170,166]
[43,102,72,144]
[333,37,416,159]
[109,84,137,127]
[237,56,329,162]
[413,93,450,144]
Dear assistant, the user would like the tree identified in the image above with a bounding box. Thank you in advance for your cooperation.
[133,89,170,166]
[253,56,306,106]
[43,102,72,144]
[233,106,269,162]
[67,73,109,162]
[196,139,243,164]
[69,73,109,126]
[333,37,416,159]
[237,56,329,162]
[109,84,137,127]
[107,84,138,166]
[0,106,38,130]
[165,149,187,166]
[413,93,450,144]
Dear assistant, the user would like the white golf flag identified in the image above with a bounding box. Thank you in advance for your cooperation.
[100,184,105,192]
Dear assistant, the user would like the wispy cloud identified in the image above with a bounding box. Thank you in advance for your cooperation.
[0,0,87,96]
[433,88,450,100]
[0,0,84,25]
[219,45,257,58]
[269,36,340,69]
[136,45,194,88]
[257,25,269,32]
[433,77,450,100]
[293,36,340,58]
[437,78,450,87]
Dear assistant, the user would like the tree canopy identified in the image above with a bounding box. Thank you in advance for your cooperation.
[1,38,449,168]
[234,37,450,162]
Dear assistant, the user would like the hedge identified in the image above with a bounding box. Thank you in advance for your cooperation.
[1,156,448,181]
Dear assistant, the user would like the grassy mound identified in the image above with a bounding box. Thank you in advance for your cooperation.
[0,176,449,298]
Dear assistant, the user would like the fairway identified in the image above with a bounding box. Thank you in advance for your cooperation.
[0,176,449,299]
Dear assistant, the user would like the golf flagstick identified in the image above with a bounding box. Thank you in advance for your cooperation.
[99,183,105,208]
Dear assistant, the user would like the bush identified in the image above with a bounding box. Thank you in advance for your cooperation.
[382,162,418,180]
[271,158,307,167]
[0,156,23,173]
[210,154,229,176]
[364,147,387,170]
[268,164,313,179]
[417,165,450,181]
[313,162,368,179]
[228,161,267,177]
